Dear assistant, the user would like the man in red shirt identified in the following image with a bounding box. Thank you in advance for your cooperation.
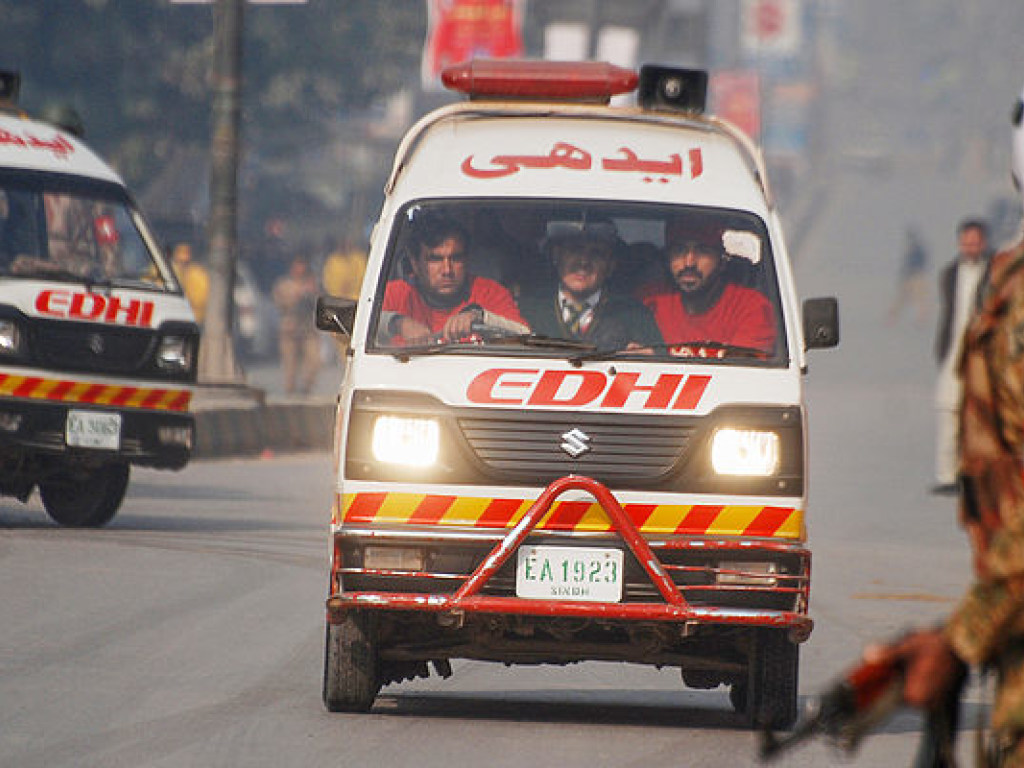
[380,212,527,345]
[638,216,776,354]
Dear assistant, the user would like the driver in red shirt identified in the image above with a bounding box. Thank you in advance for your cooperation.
[637,216,776,354]
[380,212,527,345]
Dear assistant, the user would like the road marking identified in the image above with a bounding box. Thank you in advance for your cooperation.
[851,592,954,603]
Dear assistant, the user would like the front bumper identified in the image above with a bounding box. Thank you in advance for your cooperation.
[326,476,812,642]
[0,395,193,469]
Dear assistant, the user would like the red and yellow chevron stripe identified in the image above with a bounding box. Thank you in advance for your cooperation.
[337,492,804,540]
[0,373,191,412]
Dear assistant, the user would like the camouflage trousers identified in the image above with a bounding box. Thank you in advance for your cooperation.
[988,654,1024,767]
[986,732,1024,767]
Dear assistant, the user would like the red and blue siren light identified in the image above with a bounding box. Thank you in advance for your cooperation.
[441,59,639,104]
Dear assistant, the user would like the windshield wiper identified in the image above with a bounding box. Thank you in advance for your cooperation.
[7,259,115,292]
[103,276,165,291]
[567,344,638,365]
[388,333,597,362]
[83,275,114,294]
[568,341,769,366]
[490,332,597,351]
[658,341,768,359]
[6,265,85,282]
[389,340,465,361]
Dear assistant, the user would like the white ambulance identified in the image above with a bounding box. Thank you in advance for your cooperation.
[0,73,198,527]
[317,60,838,728]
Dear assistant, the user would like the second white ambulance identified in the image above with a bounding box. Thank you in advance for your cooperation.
[0,73,198,527]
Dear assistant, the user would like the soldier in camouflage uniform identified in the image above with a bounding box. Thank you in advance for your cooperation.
[867,87,1024,766]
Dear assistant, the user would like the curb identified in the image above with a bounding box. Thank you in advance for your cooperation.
[191,394,336,459]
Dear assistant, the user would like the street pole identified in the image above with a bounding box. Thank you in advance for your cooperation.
[586,0,601,58]
[199,0,245,385]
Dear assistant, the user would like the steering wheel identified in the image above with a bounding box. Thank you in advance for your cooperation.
[465,320,515,342]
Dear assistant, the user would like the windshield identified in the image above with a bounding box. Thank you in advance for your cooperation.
[0,169,177,290]
[370,199,786,365]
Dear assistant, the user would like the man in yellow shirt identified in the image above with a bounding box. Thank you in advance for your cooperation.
[321,235,366,301]
[171,243,209,324]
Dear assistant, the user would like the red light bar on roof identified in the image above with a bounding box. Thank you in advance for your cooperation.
[442,59,638,103]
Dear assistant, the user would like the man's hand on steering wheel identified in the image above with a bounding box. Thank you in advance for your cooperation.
[393,315,433,344]
[441,305,484,341]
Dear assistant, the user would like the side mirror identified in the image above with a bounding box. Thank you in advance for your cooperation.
[803,297,839,350]
[316,295,357,336]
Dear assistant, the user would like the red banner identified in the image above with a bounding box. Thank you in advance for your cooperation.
[710,69,762,142]
[422,0,524,89]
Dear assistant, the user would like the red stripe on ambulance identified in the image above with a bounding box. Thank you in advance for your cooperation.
[345,492,386,523]
[475,498,523,527]
[13,376,43,398]
[743,507,793,538]
[408,495,456,525]
[674,505,723,535]
[543,500,592,531]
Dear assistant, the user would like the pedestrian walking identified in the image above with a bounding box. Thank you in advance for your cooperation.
[933,218,992,493]
[886,226,929,325]
[321,234,367,302]
[170,242,209,324]
[272,255,321,395]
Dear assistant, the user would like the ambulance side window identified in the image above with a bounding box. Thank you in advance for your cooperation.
[0,187,43,267]
[113,207,150,277]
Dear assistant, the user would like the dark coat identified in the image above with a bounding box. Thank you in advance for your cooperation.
[519,289,663,348]
[935,256,992,364]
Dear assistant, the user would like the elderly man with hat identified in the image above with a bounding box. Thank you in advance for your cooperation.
[638,215,776,353]
[518,215,662,349]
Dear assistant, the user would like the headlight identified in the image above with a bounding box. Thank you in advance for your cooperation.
[0,319,22,355]
[156,335,194,373]
[711,428,780,476]
[372,415,439,467]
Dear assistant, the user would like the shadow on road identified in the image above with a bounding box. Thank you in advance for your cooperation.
[373,688,751,731]
[370,689,988,741]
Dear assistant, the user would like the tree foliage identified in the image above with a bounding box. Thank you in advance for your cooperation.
[0,0,425,188]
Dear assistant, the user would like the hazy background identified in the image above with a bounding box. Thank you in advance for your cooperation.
[2,1,1021,265]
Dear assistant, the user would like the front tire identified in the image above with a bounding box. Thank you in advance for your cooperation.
[323,611,380,712]
[40,463,130,527]
[741,629,799,729]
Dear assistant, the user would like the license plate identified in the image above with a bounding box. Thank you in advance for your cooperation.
[66,410,121,450]
[515,545,624,602]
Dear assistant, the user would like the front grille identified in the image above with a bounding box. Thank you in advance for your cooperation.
[32,319,156,374]
[458,411,694,485]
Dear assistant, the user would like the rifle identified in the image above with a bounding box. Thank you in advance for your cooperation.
[759,650,967,766]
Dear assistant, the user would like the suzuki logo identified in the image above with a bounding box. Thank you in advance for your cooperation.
[560,428,591,458]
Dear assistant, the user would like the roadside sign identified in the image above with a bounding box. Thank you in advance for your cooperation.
[740,0,802,58]
[421,0,525,90]
[711,69,762,142]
